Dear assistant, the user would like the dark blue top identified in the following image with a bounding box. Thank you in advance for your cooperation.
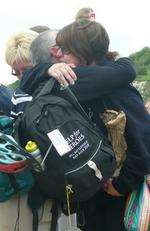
[88,85,150,194]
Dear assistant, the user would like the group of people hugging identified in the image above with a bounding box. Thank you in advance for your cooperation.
[0,7,150,231]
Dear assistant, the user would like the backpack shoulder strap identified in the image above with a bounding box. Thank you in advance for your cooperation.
[50,199,60,231]
[28,183,47,231]
[35,78,55,99]
[61,86,92,123]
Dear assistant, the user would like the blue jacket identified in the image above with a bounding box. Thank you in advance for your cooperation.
[0,85,13,116]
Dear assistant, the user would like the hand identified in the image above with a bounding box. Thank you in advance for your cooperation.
[145,102,150,114]
[47,63,77,86]
[103,179,123,197]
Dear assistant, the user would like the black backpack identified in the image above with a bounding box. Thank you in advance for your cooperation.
[15,79,116,202]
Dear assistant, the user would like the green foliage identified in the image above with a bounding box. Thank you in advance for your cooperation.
[131,46,150,102]
[142,81,150,102]
[8,80,19,89]
[129,47,150,81]
[130,47,150,65]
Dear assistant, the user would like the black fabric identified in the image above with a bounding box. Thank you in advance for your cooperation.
[32,210,39,231]
[20,63,52,95]
[13,58,150,230]
[27,183,47,210]
[16,80,117,201]
[28,183,48,231]
[20,58,135,101]
[16,58,150,195]
[101,87,150,194]
[50,200,59,231]
[78,190,126,231]
[7,174,19,193]
[10,88,33,120]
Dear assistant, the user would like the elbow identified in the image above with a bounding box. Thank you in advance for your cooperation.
[128,63,137,81]
[123,58,137,82]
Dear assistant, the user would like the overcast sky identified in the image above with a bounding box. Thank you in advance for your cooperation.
[0,0,150,84]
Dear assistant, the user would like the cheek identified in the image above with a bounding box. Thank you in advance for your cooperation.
[65,54,79,65]
[57,54,70,64]
[71,57,80,66]
[56,53,80,65]
[65,56,73,63]
[56,48,63,58]
[55,56,67,63]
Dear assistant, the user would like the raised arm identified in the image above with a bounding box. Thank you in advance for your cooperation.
[70,58,136,101]
[20,58,136,100]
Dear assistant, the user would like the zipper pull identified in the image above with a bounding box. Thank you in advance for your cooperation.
[88,108,93,119]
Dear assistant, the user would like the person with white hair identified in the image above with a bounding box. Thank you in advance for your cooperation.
[5,30,38,80]
[9,29,73,119]
[30,29,58,66]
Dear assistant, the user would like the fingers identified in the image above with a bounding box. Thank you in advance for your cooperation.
[63,65,77,83]
[53,70,69,86]
[68,63,76,68]
[48,63,77,85]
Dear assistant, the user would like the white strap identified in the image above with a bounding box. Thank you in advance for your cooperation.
[87,160,103,180]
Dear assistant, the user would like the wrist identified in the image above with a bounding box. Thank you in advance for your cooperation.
[112,178,131,195]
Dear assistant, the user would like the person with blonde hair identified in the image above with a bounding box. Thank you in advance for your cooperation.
[1,31,55,231]
[75,7,96,21]
[0,30,38,231]
[4,30,38,118]
[5,30,38,79]
[0,31,38,116]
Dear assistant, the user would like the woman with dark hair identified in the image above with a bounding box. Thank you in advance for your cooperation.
[15,19,149,231]
[48,19,150,231]
[56,19,110,65]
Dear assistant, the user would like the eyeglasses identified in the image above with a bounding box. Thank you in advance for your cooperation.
[11,66,31,77]
[11,68,21,77]
[60,47,70,55]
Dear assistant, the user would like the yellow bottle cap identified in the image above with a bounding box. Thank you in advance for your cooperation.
[25,141,38,153]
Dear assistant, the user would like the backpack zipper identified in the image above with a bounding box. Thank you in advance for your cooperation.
[65,139,102,175]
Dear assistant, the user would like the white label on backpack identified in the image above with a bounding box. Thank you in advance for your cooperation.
[47,129,71,156]
[87,160,103,180]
